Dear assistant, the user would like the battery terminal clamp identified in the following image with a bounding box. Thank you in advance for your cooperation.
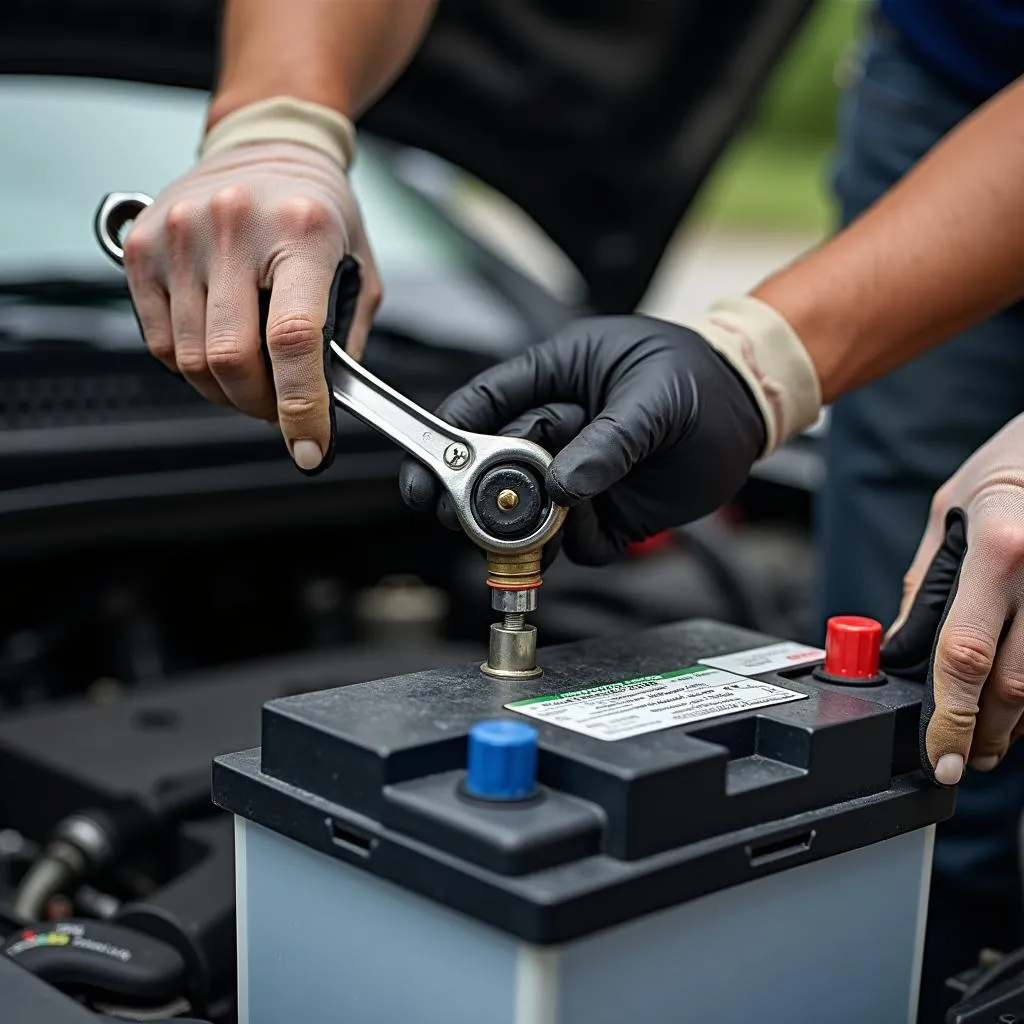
[94,193,567,680]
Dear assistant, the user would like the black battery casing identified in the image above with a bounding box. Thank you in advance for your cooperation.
[213,619,954,944]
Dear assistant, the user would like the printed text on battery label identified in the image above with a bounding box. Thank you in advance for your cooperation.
[505,665,807,741]
[698,642,824,677]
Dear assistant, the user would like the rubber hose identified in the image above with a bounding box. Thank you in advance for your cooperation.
[12,855,72,922]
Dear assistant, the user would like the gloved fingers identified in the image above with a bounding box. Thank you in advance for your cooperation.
[885,499,950,643]
[396,466,461,531]
[205,264,277,422]
[547,412,648,507]
[540,530,564,571]
[264,253,338,471]
[969,611,1024,769]
[547,371,696,507]
[562,498,624,566]
[881,508,968,679]
[435,491,463,533]
[497,403,587,455]
[398,455,443,513]
[927,532,1011,785]
[435,346,558,434]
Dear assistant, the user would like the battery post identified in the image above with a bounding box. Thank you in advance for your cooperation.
[482,549,543,679]
[468,461,558,680]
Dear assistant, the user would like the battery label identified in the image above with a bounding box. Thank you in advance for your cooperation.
[504,665,807,741]
[698,642,824,676]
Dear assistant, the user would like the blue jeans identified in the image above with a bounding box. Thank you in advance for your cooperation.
[819,15,1024,1022]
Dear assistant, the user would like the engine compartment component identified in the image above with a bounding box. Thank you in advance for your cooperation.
[4,919,186,1010]
[0,639,480,1020]
[215,617,953,1024]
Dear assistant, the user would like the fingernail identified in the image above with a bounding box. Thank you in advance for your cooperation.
[291,440,323,471]
[971,755,999,772]
[934,754,964,785]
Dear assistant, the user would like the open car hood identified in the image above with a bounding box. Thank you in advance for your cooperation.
[1,0,813,312]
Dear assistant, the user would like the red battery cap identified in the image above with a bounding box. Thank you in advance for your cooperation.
[823,615,882,679]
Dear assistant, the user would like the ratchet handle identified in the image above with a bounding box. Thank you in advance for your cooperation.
[256,257,362,477]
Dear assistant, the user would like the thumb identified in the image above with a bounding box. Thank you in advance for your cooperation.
[927,509,1011,786]
[882,509,970,785]
[547,415,638,507]
[547,368,698,507]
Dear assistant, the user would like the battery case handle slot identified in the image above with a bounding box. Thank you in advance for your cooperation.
[745,829,815,868]
[326,816,377,859]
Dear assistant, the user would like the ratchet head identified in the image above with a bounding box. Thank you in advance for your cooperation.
[326,339,566,555]
[94,192,154,267]
[444,433,567,556]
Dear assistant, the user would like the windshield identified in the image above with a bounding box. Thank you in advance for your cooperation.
[0,76,532,353]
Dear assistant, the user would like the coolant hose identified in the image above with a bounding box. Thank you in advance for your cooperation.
[12,847,77,921]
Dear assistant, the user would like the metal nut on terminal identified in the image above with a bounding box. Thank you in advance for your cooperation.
[490,587,537,614]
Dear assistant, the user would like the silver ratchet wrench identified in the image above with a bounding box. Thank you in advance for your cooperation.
[94,192,566,555]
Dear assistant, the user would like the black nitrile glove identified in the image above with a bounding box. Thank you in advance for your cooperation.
[398,316,768,566]
[881,508,967,787]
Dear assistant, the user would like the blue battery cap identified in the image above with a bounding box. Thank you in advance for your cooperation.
[465,719,539,801]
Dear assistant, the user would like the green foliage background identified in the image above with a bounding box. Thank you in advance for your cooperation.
[695,0,867,232]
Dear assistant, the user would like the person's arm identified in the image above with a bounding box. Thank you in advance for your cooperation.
[400,73,1024,789]
[209,0,437,126]
[752,77,1024,787]
[123,0,436,472]
[753,74,1024,402]
[402,73,1024,559]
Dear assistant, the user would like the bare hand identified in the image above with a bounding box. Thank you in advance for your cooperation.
[123,141,381,470]
[883,414,1024,785]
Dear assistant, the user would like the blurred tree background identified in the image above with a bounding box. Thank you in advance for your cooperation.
[695,0,867,234]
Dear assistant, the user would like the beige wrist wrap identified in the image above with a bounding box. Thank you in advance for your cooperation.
[201,96,357,172]
[681,296,822,457]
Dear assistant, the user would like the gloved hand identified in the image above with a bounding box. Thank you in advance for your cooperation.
[399,300,821,565]
[122,98,381,473]
[882,413,1024,786]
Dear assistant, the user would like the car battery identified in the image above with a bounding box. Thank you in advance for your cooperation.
[213,616,954,1024]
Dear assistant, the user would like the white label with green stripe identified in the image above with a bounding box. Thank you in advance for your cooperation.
[504,665,807,741]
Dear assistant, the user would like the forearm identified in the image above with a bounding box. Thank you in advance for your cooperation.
[208,0,437,127]
[753,75,1024,404]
